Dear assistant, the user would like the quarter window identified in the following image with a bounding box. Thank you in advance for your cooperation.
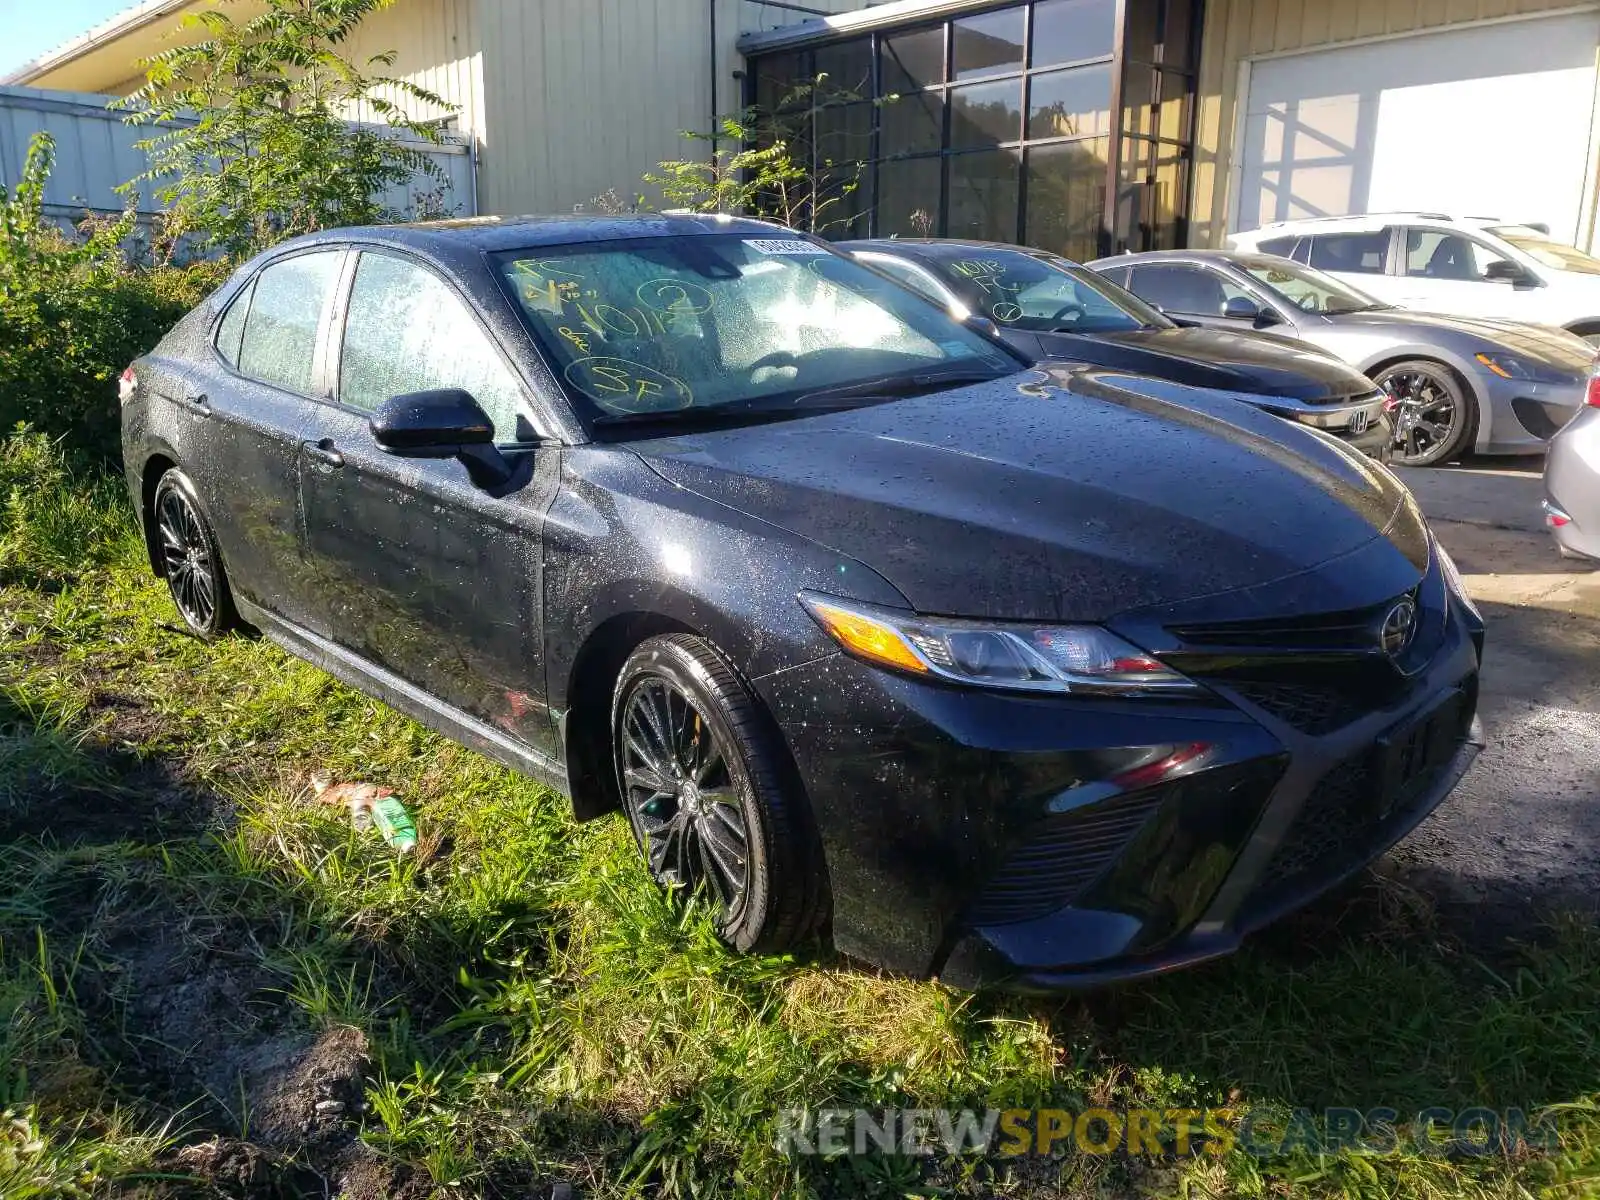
[236,252,343,394]
[214,279,254,368]
[1304,231,1391,275]
[1255,236,1298,258]
[339,253,532,442]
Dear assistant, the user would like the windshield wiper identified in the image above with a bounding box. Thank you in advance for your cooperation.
[587,365,1009,437]
[788,365,1008,405]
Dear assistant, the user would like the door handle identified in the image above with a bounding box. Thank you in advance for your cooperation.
[303,439,345,469]
[182,391,212,417]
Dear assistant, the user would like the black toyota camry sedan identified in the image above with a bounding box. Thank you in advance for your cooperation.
[844,238,1393,459]
[122,215,1484,989]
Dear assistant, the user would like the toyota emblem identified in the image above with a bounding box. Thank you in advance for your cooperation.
[1380,598,1417,659]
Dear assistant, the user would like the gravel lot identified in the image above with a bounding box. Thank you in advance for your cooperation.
[1392,460,1600,931]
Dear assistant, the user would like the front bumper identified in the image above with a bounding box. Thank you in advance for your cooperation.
[1475,370,1585,455]
[759,548,1484,988]
[1258,392,1392,460]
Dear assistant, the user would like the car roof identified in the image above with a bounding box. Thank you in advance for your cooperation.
[842,238,1061,261]
[1087,249,1248,268]
[266,212,801,257]
[1238,212,1529,236]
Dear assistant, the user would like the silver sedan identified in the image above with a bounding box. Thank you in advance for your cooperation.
[1090,250,1594,467]
[1544,395,1600,559]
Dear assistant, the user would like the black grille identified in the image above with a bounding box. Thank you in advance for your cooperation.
[967,789,1162,926]
[1225,680,1371,735]
[1255,757,1375,893]
[1170,603,1393,652]
[1249,684,1473,911]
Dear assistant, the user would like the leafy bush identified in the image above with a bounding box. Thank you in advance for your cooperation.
[0,134,228,465]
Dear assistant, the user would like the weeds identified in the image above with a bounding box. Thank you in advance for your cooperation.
[1,430,1597,1196]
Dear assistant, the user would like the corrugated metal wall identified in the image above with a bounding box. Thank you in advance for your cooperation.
[476,0,874,216]
[1192,0,1598,246]
[0,83,477,232]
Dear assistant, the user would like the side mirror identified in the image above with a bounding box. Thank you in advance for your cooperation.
[1222,295,1262,321]
[370,389,512,488]
[963,312,1003,339]
[1484,259,1538,288]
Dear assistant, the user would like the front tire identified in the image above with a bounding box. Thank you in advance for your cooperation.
[1375,360,1478,467]
[611,634,822,954]
[152,467,237,639]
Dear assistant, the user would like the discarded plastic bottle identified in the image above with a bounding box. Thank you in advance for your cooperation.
[364,795,418,854]
[310,774,418,854]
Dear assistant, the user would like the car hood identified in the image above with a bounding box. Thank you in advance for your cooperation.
[1327,309,1594,372]
[1030,325,1375,402]
[629,365,1423,622]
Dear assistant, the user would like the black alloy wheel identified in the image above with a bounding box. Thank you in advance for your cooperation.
[611,634,825,953]
[153,468,237,638]
[1375,360,1476,467]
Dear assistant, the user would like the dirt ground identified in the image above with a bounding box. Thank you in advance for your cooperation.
[1391,460,1600,929]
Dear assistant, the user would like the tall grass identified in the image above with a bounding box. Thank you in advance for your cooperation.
[0,427,1597,1197]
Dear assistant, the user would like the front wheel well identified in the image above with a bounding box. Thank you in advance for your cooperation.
[140,454,178,577]
[562,612,699,822]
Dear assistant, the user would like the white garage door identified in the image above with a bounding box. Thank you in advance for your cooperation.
[1234,12,1600,243]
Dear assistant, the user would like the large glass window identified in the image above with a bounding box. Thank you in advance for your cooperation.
[236,252,342,395]
[952,7,1025,80]
[747,0,1201,256]
[340,253,530,440]
[947,150,1021,242]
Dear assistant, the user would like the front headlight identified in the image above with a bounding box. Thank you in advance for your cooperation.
[1434,540,1482,621]
[1473,352,1573,385]
[799,592,1200,696]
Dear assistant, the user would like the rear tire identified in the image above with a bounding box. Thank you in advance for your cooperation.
[1375,360,1478,467]
[611,634,824,954]
[151,467,238,639]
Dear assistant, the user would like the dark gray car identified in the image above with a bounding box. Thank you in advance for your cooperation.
[1091,250,1594,467]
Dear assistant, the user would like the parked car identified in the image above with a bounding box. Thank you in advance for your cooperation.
[1092,249,1594,467]
[1542,363,1600,559]
[123,215,1485,989]
[843,238,1391,459]
[1229,213,1600,344]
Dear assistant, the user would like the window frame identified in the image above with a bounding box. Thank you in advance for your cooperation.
[326,246,548,445]
[1301,227,1399,277]
[1399,225,1515,284]
[1130,258,1289,324]
[208,247,350,399]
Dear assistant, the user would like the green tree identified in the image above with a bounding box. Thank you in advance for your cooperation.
[646,74,878,235]
[116,0,455,256]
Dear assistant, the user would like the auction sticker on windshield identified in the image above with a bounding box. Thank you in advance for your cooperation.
[745,238,826,255]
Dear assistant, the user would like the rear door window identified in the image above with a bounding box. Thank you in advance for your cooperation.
[1304,230,1391,275]
[236,252,344,394]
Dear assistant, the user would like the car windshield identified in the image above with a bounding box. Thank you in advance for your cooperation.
[1491,227,1600,276]
[913,246,1170,334]
[496,234,1018,430]
[1239,257,1386,315]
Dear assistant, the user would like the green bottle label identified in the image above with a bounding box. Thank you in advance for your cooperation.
[370,796,418,851]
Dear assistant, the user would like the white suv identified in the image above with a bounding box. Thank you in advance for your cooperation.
[1230,214,1600,343]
